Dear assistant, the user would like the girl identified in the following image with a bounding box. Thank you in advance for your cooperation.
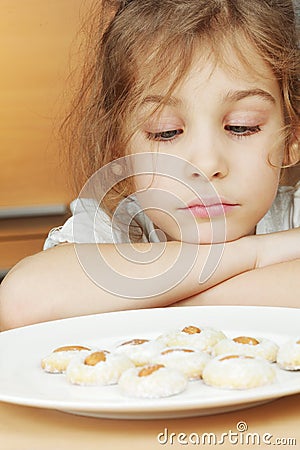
[0,0,299,329]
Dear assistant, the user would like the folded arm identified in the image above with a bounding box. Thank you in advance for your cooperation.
[173,259,300,308]
[0,228,299,329]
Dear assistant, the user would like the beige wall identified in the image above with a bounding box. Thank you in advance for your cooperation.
[0,0,92,208]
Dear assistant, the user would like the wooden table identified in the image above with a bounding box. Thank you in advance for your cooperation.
[1,394,299,450]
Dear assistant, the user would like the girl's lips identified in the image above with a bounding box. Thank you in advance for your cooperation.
[180,198,239,218]
[184,203,238,218]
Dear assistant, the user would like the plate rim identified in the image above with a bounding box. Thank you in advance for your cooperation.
[0,305,299,418]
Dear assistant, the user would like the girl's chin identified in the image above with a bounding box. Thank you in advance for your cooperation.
[165,227,256,244]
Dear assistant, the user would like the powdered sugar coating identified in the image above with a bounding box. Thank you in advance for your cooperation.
[114,338,163,366]
[152,348,211,380]
[157,326,226,353]
[212,336,278,362]
[202,354,276,389]
[118,365,188,398]
[41,346,91,373]
[277,338,300,370]
[66,351,134,385]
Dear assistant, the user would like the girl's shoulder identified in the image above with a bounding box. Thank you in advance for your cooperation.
[256,181,300,234]
[43,198,112,249]
[43,196,158,250]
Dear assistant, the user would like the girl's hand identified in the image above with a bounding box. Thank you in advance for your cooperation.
[254,228,300,269]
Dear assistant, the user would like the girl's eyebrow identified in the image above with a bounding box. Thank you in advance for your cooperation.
[142,95,182,107]
[224,89,276,105]
[142,89,276,108]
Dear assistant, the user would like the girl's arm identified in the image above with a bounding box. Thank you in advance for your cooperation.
[0,228,299,330]
[173,259,300,308]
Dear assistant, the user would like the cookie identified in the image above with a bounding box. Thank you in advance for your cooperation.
[41,345,91,373]
[114,338,163,366]
[212,336,278,362]
[153,347,211,380]
[118,364,188,398]
[66,350,134,385]
[202,354,276,389]
[277,338,300,370]
[157,325,226,353]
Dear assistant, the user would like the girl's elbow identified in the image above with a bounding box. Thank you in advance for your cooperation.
[0,258,37,330]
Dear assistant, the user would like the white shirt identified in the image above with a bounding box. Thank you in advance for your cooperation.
[44,182,300,249]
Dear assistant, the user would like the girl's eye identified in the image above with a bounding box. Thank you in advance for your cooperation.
[146,129,183,142]
[224,125,261,137]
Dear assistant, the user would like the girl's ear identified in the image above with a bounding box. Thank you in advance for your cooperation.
[285,126,300,167]
[280,129,300,186]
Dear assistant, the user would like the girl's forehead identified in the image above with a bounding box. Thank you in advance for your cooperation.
[187,45,276,87]
[142,41,279,100]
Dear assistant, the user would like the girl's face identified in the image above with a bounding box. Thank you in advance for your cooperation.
[129,46,285,243]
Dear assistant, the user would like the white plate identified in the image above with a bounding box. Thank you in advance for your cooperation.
[0,306,299,419]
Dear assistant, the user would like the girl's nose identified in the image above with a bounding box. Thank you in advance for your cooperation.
[186,140,229,181]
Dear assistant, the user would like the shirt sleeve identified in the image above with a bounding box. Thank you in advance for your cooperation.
[292,180,300,227]
[256,181,300,234]
[43,198,115,250]
[277,181,300,229]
